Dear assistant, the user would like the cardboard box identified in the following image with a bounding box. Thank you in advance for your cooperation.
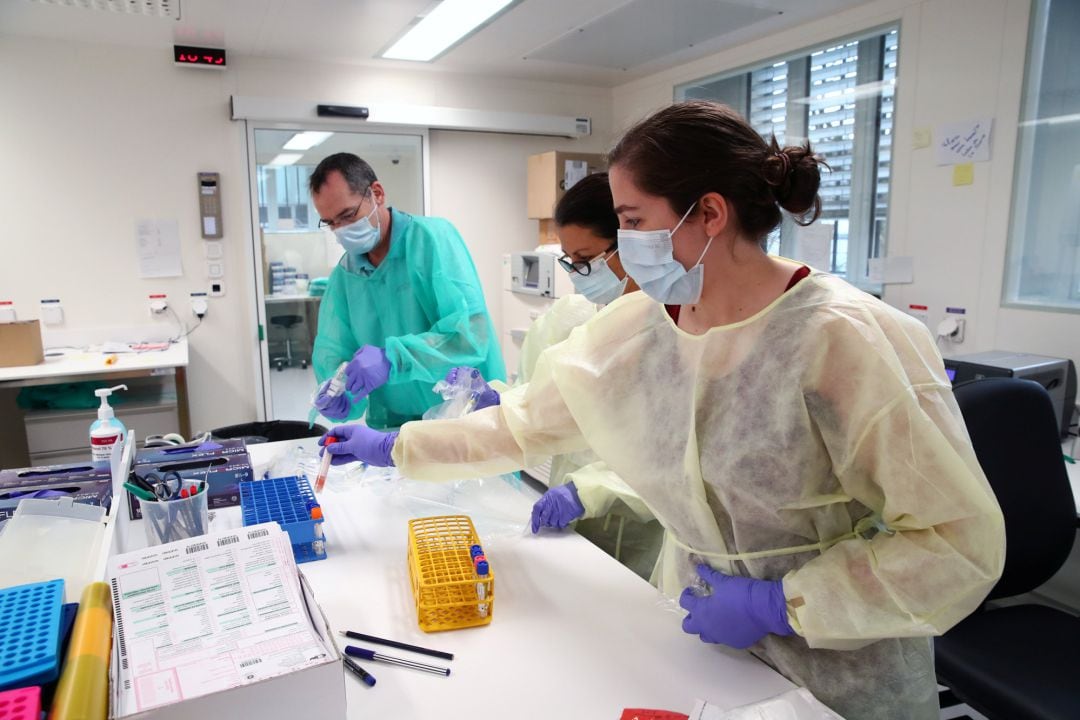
[129,446,253,519]
[0,461,113,521]
[108,572,346,720]
[537,218,559,246]
[101,441,347,720]
[0,320,44,368]
[526,150,607,219]
[0,459,112,489]
[134,438,248,465]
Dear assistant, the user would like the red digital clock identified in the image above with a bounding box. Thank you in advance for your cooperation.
[173,45,227,68]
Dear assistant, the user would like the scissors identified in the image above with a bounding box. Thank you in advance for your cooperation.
[141,471,185,500]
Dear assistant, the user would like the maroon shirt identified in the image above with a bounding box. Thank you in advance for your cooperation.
[665,265,810,323]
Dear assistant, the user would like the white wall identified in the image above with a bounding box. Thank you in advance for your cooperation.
[613,0,1080,368]
[0,34,611,432]
[429,128,610,364]
[0,36,251,437]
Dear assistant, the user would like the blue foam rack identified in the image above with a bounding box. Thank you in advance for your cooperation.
[239,476,326,563]
[0,579,63,692]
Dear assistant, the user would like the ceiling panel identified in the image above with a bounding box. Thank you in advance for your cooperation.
[525,0,779,70]
[0,0,875,87]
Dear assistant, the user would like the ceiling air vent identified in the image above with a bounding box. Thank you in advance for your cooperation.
[30,0,181,20]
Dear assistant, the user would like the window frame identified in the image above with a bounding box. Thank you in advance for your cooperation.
[674,24,901,292]
[1001,0,1080,313]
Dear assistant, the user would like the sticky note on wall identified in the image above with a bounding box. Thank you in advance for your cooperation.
[953,163,974,186]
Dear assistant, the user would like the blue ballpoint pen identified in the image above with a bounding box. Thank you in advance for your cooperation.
[342,655,376,687]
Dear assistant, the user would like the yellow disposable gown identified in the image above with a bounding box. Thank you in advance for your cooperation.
[392,272,1004,719]
[518,294,663,579]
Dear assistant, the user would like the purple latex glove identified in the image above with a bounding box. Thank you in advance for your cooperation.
[444,367,500,410]
[313,388,351,421]
[345,345,392,400]
[530,481,585,533]
[320,424,398,467]
[679,564,794,649]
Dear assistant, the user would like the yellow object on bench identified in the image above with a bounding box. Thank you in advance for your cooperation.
[407,515,494,632]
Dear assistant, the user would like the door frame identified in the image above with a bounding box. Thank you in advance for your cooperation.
[241,121,431,420]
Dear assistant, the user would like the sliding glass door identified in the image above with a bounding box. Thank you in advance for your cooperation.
[246,126,426,422]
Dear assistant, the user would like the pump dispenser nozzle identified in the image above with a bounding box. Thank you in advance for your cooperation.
[95,384,128,421]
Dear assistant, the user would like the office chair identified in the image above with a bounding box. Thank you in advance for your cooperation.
[270,314,306,371]
[935,378,1080,720]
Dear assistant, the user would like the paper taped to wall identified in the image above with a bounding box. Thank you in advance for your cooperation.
[935,118,993,165]
[136,219,183,279]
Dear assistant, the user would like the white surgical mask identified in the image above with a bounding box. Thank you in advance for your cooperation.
[569,249,629,305]
[617,202,713,305]
[333,194,381,257]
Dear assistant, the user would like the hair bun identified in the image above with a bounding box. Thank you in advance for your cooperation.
[762,138,828,226]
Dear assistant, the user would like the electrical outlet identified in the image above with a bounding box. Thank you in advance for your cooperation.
[907,304,929,327]
[945,306,967,343]
[952,318,966,343]
[190,292,209,319]
[148,294,169,317]
[40,299,64,326]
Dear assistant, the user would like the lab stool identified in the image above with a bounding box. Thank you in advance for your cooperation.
[270,315,306,371]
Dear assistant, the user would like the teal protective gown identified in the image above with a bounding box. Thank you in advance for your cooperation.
[313,208,505,429]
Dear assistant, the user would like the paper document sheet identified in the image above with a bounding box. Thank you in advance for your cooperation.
[108,523,330,716]
[136,219,183,278]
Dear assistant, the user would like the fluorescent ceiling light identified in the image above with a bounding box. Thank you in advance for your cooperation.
[382,0,515,62]
[283,131,333,151]
[1019,112,1080,128]
[269,153,302,166]
[789,80,895,105]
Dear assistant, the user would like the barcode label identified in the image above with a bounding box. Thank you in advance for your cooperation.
[185,542,209,554]
[217,535,239,547]
[111,578,129,669]
[239,657,262,668]
[247,528,270,539]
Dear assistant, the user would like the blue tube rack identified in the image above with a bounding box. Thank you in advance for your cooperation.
[0,580,63,692]
[239,476,326,564]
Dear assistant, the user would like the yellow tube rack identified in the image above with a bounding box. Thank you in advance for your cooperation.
[407,515,493,632]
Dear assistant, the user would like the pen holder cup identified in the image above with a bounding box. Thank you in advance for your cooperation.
[142,491,209,546]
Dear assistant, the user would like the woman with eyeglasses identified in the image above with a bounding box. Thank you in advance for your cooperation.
[322,102,1004,718]
[501,172,662,580]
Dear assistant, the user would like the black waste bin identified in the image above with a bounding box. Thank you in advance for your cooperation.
[209,420,327,445]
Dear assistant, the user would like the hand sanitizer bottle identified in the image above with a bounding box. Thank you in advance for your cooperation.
[90,384,128,461]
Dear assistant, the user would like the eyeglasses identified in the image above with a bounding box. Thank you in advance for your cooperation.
[558,247,615,276]
[318,188,374,230]
[318,202,365,230]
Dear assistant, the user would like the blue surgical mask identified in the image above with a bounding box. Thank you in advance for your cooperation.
[333,196,381,257]
[569,249,629,305]
[617,202,714,305]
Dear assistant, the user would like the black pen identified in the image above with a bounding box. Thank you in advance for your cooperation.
[339,630,454,661]
[342,655,376,687]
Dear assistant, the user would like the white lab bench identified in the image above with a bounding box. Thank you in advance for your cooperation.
[112,438,795,719]
[0,340,191,464]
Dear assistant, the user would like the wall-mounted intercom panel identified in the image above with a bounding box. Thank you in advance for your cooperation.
[198,172,223,239]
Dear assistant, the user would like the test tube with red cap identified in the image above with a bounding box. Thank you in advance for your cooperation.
[315,437,335,493]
